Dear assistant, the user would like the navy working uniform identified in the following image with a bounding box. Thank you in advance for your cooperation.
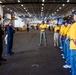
[6,23,15,56]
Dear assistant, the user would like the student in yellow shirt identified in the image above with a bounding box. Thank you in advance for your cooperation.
[59,23,65,50]
[54,24,60,47]
[63,22,68,59]
[63,22,71,68]
[70,10,76,75]
[39,21,47,46]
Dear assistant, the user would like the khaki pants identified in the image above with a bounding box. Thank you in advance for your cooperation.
[54,32,59,47]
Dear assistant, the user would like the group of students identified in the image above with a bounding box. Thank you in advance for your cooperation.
[0,10,76,75]
[0,21,15,64]
[54,10,76,75]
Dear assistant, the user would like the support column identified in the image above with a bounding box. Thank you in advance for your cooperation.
[11,13,15,27]
[0,5,3,26]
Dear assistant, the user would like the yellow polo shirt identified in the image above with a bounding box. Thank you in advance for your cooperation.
[60,25,65,36]
[66,27,71,38]
[70,22,76,49]
[39,24,47,32]
[64,26,70,36]
[54,26,60,32]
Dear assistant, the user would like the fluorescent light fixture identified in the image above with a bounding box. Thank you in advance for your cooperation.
[42,7,43,9]
[57,9,59,11]
[7,8,9,10]
[24,7,26,9]
[0,1,2,3]
[59,7,61,9]
[62,4,65,6]
[42,4,44,6]
[26,10,27,12]
[18,0,20,2]
[55,12,56,14]
[21,4,23,7]
[42,0,45,2]
[41,9,43,12]
[67,0,70,2]
[10,10,12,12]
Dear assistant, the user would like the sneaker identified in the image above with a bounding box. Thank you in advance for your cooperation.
[61,54,63,56]
[59,47,62,49]
[62,56,65,59]
[63,65,71,68]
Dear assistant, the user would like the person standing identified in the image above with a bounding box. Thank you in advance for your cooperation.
[63,22,71,68]
[6,22,15,56]
[59,23,65,50]
[39,21,47,46]
[26,24,30,32]
[63,22,68,59]
[70,10,76,75]
[54,24,60,47]
[0,25,6,61]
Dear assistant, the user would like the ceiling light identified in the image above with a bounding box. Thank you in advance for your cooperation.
[42,0,45,2]
[42,7,43,9]
[0,1,2,3]
[7,8,9,10]
[57,9,59,11]
[21,4,23,7]
[24,7,26,9]
[10,10,12,12]
[55,12,56,14]
[42,4,44,6]
[41,9,43,12]
[67,0,70,2]
[26,10,27,12]
[59,7,61,9]
[18,0,20,2]
[62,4,65,6]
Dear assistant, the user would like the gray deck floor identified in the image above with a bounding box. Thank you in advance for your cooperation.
[0,30,71,75]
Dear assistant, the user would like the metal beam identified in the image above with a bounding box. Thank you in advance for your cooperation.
[0,2,76,5]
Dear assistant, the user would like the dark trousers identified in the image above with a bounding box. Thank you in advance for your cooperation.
[0,40,3,59]
[27,28,29,32]
[6,40,13,54]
